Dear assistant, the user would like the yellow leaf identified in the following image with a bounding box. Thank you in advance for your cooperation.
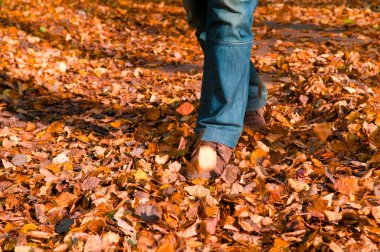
[4,223,13,233]
[47,121,65,134]
[46,163,62,173]
[63,162,73,171]
[21,223,37,233]
[134,169,149,181]
[79,69,87,75]
[76,134,89,143]
[250,149,268,166]
[94,67,107,77]
[36,130,46,139]
[375,114,380,126]
[110,120,122,128]
[269,238,290,252]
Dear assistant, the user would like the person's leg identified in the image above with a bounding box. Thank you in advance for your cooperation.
[196,0,258,148]
[247,62,267,112]
[182,0,207,47]
[183,0,266,116]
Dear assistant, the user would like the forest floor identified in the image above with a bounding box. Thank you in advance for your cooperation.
[0,0,379,251]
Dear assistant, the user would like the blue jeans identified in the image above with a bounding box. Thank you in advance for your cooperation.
[183,0,267,148]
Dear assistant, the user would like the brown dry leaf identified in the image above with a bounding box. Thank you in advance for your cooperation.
[35,204,48,224]
[324,210,342,222]
[371,206,380,224]
[146,108,161,121]
[2,138,17,149]
[329,241,344,252]
[288,178,310,192]
[176,220,199,238]
[273,111,291,127]
[222,165,240,184]
[135,204,160,223]
[184,185,210,198]
[157,234,177,252]
[84,235,102,252]
[313,122,332,142]
[223,216,239,231]
[307,199,328,219]
[239,219,259,233]
[101,232,120,251]
[176,102,195,116]
[232,232,260,245]
[25,122,37,132]
[334,176,359,196]
[54,192,77,208]
[292,152,307,167]
[81,176,101,191]
[94,146,106,159]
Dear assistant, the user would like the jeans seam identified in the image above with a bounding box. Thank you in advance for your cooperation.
[207,36,252,46]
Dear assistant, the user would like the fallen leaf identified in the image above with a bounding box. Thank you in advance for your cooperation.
[222,165,241,184]
[372,206,380,224]
[176,102,195,116]
[11,154,27,166]
[146,108,161,121]
[288,178,310,192]
[313,122,332,142]
[47,121,65,134]
[334,176,359,196]
[324,210,342,222]
[54,192,77,208]
[135,204,160,223]
[52,153,70,164]
[269,238,290,252]
[82,176,101,191]
[184,185,210,198]
[155,154,169,165]
[250,149,268,166]
[84,235,102,252]
[176,220,199,238]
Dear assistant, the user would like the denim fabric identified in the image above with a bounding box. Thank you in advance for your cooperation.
[183,0,267,148]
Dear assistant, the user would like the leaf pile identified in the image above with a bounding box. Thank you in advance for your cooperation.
[0,0,379,251]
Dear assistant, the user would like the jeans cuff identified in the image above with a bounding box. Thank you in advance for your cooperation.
[196,129,239,148]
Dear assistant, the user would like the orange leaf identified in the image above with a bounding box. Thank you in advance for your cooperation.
[313,122,332,142]
[47,121,65,134]
[176,102,195,116]
[334,176,359,196]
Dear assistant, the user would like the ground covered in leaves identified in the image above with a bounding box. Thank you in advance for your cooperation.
[0,0,379,251]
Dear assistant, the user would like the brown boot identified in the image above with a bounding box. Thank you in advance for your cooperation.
[188,141,233,179]
[244,108,266,131]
